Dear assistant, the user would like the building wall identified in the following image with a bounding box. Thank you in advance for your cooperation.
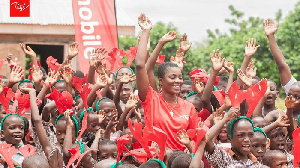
[0,23,135,77]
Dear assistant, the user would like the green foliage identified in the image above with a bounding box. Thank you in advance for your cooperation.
[188,2,300,89]
[118,1,300,92]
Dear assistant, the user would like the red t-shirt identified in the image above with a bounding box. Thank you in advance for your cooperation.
[140,86,198,151]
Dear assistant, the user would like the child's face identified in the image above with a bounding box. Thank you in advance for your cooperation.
[186,96,202,112]
[56,119,76,145]
[1,115,24,145]
[218,127,228,142]
[79,151,94,168]
[98,144,118,161]
[120,83,134,104]
[87,114,100,133]
[179,84,193,99]
[250,133,266,162]
[216,81,227,91]
[231,119,254,156]
[116,68,132,81]
[264,81,278,106]
[252,117,265,128]
[268,127,286,150]
[100,102,116,127]
[288,85,300,111]
[54,82,67,92]
[270,152,288,168]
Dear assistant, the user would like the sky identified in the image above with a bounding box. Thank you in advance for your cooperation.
[115,0,299,42]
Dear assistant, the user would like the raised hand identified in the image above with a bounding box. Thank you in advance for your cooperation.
[96,74,108,88]
[160,31,177,43]
[263,19,279,36]
[67,42,79,60]
[98,110,106,124]
[170,47,185,71]
[21,87,36,94]
[223,61,234,74]
[120,74,136,84]
[65,109,74,128]
[177,129,191,146]
[89,47,107,71]
[45,70,60,86]
[125,94,139,110]
[285,95,296,109]
[275,110,290,127]
[237,69,252,87]
[180,33,192,53]
[245,60,257,78]
[134,108,142,121]
[213,109,225,125]
[107,111,119,128]
[224,107,239,121]
[7,54,18,67]
[194,78,204,94]
[61,65,73,84]
[245,38,260,58]
[210,50,225,72]
[31,65,43,83]
[9,65,24,84]
[138,13,152,31]
[20,43,36,58]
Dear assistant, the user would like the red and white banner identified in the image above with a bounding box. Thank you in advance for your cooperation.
[72,0,118,73]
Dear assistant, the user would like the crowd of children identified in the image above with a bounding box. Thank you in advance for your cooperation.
[0,14,298,168]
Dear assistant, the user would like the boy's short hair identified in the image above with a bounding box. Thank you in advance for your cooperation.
[167,150,185,168]
[262,150,285,166]
[22,155,49,168]
[139,161,161,168]
[183,80,193,86]
[170,153,192,168]
[98,139,117,147]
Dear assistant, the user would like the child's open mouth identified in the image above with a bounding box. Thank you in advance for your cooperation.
[13,135,22,140]
[241,144,250,151]
[277,143,285,149]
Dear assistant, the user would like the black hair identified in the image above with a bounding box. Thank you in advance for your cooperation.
[219,76,228,83]
[171,153,192,168]
[74,70,85,78]
[262,150,286,167]
[139,161,161,168]
[167,150,185,168]
[2,76,8,79]
[157,62,179,79]
[254,76,260,81]
[56,115,81,130]
[22,155,49,168]
[267,79,277,89]
[98,139,117,147]
[119,164,137,168]
[183,80,193,86]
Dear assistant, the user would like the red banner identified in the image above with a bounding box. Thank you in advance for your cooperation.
[72,0,118,73]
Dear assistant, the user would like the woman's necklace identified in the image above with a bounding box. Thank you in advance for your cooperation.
[162,97,178,117]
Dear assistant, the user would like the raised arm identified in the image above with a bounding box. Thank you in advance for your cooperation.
[135,14,152,102]
[62,109,74,162]
[264,19,292,86]
[20,43,38,68]
[205,107,239,154]
[23,87,52,157]
[201,50,225,112]
[237,39,260,86]
[116,94,138,131]
[145,31,177,91]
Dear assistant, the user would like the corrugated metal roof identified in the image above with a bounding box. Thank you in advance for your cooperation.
[0,0,135,26]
